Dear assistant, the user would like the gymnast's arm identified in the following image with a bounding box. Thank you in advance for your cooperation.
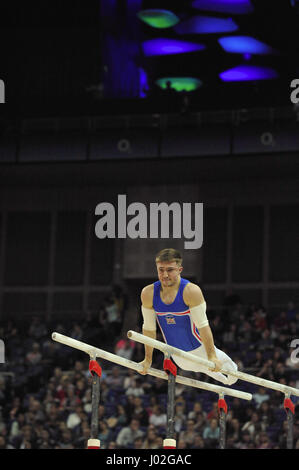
[138,284,156,375]
[184,283,222,372]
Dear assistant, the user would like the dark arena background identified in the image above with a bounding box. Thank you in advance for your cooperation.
[0,0,298,453]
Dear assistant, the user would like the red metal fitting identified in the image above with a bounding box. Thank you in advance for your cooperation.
[163,358,177,377]
[89,360,102,378]
[218,398,228,414]
[284,397,295,414]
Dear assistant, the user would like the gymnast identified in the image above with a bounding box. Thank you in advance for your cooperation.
[138,248,238,386]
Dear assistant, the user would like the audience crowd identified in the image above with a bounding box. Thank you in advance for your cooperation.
[0,292,298,449]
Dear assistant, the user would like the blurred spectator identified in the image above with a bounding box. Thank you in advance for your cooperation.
[253,307,267,332]
[259,401,274,429]
[236,431,254,449]
[226,417,241,445]
[28,317,47,340]
[107,441,117,449]
[132,342,145,364]
[149,405,167,429]
[0,435,14,449]
[179,419,197,447]
[188,401,206,420]
[241,411,262,437]
[274,311,288,333]
[107,404,128,430]
[66,405,83,430]
[177,438,187,449]
[105,367,124,390]
[238,321,253,344]
[19,425,37,449]
[277,420,293,449]
[276,337,291,359]
[98,420,114,449]
[123,369,137,389]
[131,396,149,426]
[26,343,42,365]
[59,429,73,449]
[286,301,297,321]
[133,436,144,449]
[112,285,128,324]
[203,418,220,448]
[257,330,273,353]
[142,426,160,449]
[36,429,54,449]
[115,339,134,360]
[190,434,205,449]
[155,435,163,448]
[206,402,219,421]
[289,321,298,338]
[251,351,263,369]
[209,314,223,338]
[273,347,285,363]
[70,324,83,342]
[252,387,270,408]
[257,359,275,381]
[255,431,272,449]
[229,398,249,423]
[116,418,144,448]
[174,402,187,433]
[103,295,122,338]
[150,377,168,395]
[223,324,237,346]
[74,426,91,449]
[125,377,144,397]
[273,362,289,383]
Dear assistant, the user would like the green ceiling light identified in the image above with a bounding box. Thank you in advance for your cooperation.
[137,9,180,29]
[156,77,202,92]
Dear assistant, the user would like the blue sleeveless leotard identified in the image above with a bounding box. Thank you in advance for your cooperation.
[153,277,202,352]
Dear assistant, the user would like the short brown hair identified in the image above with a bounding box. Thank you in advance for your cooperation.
[155,248,183,266]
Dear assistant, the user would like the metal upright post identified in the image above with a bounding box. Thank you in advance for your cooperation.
[284,395,295,449]
[218,393,228,449]
[163,356,177,449]
[87,357,102,449]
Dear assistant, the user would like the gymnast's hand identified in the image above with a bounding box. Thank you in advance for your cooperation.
[138,358,152,375]
[208,355,223,373]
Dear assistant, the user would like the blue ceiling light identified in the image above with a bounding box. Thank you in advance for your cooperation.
[174,15,238,34]
[192,0,254,15]
[138,68,149,98]
[218,36,277,55]
[142,38,206,56]
[219,65,278,81]
[137,9,180,29]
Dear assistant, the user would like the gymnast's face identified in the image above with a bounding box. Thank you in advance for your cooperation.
[156,261,182,288]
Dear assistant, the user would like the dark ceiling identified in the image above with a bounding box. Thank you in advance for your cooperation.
[0,0,299,119]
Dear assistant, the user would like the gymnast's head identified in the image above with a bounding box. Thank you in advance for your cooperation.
[155,248,183,286]
[155,248,183,266]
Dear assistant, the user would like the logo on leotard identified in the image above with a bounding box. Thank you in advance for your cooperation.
[166,316,176,325]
